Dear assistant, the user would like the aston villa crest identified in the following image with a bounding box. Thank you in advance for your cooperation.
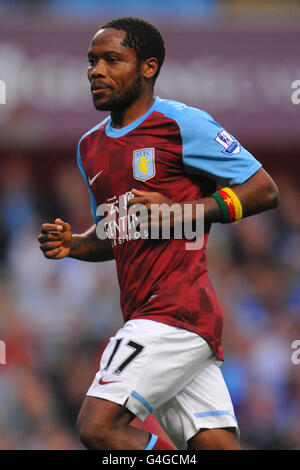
[133,148,156,182]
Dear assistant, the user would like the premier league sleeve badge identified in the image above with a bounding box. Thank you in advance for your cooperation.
[214,129,241,155]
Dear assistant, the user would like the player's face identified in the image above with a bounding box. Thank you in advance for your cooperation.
[87,28,143,111]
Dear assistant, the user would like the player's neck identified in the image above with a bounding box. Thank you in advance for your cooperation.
[110,93,155,130]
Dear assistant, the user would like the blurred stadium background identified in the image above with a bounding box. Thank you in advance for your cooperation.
[0,0,299,450]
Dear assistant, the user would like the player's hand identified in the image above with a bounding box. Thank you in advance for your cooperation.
[128,188,182,231]
[38,218,73,259]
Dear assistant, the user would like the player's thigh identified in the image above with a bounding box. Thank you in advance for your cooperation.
[187,427,241,450]
[76,395,134,435]
[154,363,239,450]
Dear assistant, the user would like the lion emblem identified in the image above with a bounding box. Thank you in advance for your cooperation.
[137,156,150,175]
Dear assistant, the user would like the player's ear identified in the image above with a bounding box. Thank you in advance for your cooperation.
[142,57,158,81]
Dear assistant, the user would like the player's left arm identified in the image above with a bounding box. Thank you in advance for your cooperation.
[128,167,279,228]
[128,168,279,231]
[129,107,280,227]
[195,166,279,224]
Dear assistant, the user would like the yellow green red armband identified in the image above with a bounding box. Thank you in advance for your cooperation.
[212,187,243,224]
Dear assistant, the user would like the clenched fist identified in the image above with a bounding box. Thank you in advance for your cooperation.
[38,218,73,259]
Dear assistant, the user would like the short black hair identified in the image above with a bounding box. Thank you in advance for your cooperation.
[101,17,165,84]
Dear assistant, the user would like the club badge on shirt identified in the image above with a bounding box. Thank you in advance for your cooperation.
[214,129,241,155]
[133,148,156,181]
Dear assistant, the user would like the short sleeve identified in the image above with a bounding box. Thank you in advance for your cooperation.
[174,106,261,186]
[77,141,100,224]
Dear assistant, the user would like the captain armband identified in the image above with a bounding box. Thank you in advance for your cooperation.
[212,187,243,224]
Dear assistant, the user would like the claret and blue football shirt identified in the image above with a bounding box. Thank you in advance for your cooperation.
[77,97,262,361]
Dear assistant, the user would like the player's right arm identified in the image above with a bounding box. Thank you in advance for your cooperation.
[38,218,114,262]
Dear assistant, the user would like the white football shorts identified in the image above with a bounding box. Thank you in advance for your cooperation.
[86,319,239,450]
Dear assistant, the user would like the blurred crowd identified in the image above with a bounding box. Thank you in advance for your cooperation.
[1,0,299,20]
[0,0,218,20]
[0,153,299,450]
